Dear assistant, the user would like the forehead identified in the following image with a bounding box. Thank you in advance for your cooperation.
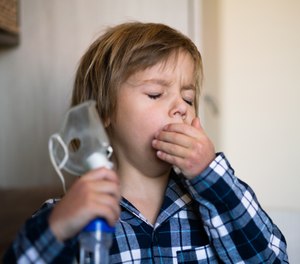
[154,50,195,71]
[127,51,196,84]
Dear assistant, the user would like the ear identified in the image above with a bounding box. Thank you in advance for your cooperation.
[104,117,111,128]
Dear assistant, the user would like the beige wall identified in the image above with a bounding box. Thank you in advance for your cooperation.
[201,1,300,261]
[202,0,300,211]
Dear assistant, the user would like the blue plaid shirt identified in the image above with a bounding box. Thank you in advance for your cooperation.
[4,153,288,263]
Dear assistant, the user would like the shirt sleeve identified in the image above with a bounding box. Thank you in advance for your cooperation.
[185,153,289,263]
[3,199,78,264]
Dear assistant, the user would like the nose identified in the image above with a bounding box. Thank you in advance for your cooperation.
[169,97,187,121]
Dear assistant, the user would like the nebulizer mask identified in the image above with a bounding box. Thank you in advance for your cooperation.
[48,100,113,193]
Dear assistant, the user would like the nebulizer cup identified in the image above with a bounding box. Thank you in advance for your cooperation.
[48,100,113,193]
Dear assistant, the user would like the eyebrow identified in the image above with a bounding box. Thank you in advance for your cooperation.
[142,78,196,91]
[182,84,196,91]
[142,78,171,87]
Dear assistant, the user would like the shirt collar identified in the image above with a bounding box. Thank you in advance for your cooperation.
[120,170,192,229]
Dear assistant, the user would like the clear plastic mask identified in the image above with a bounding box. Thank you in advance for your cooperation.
[48,100,113,192]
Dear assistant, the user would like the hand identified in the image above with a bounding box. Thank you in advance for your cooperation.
[49,168,120,242]
[152,117,215,179]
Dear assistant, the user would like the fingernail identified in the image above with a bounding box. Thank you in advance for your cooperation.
[163,124,169,130]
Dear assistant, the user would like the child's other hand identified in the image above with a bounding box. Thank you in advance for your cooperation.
[152,117,215,179]
[49,168,120,242]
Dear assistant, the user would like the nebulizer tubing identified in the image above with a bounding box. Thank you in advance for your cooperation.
[48,133,69,194]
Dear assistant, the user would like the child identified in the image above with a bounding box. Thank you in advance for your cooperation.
[4,22,288,263]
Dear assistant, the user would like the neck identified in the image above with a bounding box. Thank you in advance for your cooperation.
[118,163,171,225]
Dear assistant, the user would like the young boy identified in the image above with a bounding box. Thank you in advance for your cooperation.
[4,22,288,263]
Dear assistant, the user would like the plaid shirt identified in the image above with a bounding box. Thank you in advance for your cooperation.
[4,153,288,263]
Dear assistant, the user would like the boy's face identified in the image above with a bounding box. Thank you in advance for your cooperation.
[109,51,197,177]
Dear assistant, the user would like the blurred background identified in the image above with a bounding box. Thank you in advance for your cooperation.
[0,0,299,261]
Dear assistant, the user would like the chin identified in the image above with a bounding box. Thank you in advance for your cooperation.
[154,154,172,171]
[147,146,172,173]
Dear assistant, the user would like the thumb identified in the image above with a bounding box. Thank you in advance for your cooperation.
[191,117,202,130]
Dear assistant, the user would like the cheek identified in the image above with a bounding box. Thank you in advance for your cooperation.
[186,108,197,123]
[115,100,166,142]
[136,114,164,139]
[147,109,167,126]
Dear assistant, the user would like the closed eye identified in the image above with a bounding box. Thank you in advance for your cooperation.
[183,98,194,106]
[148,94,162,100]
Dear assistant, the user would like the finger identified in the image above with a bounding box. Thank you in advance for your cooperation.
[191,117,200,129]
[82,167,119,183]
[191,117,206,132]
[92,194,121,223]
[161,122,200,138]
[77,191,120,227]
[81,202,119,228]
[95,203,120,226]
[152,139,189,158]
[156,150,186,168]
[154,130,191,148]
[90,180,121,200]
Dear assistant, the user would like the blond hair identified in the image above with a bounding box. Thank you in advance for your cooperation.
[71,22,203,121]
